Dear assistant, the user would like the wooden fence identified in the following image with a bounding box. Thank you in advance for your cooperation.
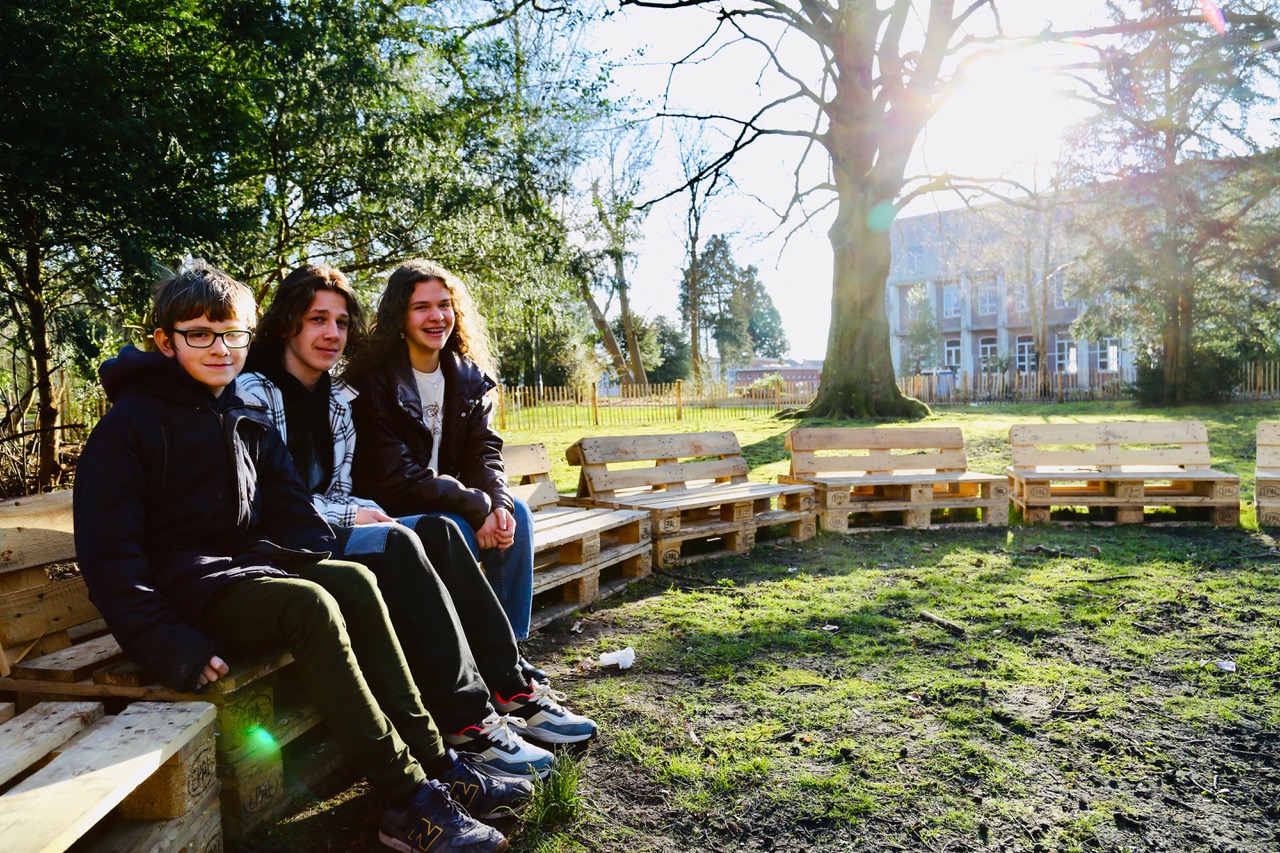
[494,360,1280,432]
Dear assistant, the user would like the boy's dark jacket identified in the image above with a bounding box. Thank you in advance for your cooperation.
[73,345,335,693]
[349,346,510,530]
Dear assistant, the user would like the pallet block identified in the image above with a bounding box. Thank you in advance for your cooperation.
[783,427,1008,531]
[1006,421,1240,527]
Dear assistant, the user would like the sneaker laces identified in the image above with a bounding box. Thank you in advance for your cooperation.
[479,711,529,748]
[528,679,569,713]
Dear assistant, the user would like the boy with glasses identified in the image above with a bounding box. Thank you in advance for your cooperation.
[73,264,521,853]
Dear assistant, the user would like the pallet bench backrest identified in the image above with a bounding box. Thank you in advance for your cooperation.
[1008,421,1213,472]
[786,427,970,477]
[502,443,563,511]
[1257,421,1280,471]
[566,432,749,499]
[0,491,102,679]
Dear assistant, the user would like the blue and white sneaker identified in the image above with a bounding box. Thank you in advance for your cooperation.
[443,712,553,780]
[493,680,598,744]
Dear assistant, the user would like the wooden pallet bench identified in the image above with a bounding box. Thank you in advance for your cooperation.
[1007,421,1240,526]
[1256,421,1280,526]
[780,427,1008,532]
[504,443,652,627]
[566,432,815,568]
[0,490,335,841]
[0,700,219,853]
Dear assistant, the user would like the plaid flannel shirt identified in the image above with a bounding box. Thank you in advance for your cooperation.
[235,371,384,527]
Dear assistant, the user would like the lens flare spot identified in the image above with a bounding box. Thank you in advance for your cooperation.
[867,202,897,233]
[245,725,279,755]
[1200,0,1226,35]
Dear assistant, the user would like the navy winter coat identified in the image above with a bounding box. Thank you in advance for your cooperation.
[73,346,334,692]
[348,346,511,530]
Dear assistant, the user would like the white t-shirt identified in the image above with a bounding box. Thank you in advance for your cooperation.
[412,366,444,472]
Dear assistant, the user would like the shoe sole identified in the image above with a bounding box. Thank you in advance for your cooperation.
[521,727,598,744]
[379,829,509,852]
[475,761,551,781]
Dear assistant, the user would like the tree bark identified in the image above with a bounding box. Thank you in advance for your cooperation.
[615,254,649,386]
[806,191,929,419]
[579,278,632,384]
[22,242,60,491]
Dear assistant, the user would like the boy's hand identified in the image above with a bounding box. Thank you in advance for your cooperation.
[198,656,229,688]
[477,507,516,551]
[354,507,396,525]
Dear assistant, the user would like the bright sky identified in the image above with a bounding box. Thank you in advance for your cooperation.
[584,2,1110,361]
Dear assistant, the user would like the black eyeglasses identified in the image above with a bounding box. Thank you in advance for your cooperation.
[171,328,254,349]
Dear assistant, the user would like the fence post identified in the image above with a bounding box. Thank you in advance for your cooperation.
[676,379,683,421]
[775,376,781,412]
[497,385,506,431]
[591,382,599,427]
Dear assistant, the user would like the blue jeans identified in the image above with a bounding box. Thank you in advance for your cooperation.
[402,497,535,640]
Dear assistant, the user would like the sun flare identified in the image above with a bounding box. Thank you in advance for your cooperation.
[918,48,1081,184]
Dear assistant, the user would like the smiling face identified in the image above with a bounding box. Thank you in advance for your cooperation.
[402,278,455,372]
[154,312,253,397]
[282,289,350,389]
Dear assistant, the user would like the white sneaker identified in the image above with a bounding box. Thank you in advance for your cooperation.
[494,680,599,744]
[442,712,553,779]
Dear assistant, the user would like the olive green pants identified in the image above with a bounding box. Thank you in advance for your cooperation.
[202,559,441,804]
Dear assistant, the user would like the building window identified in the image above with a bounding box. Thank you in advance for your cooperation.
[1051,272,1072,310]
[1055,336,1078,374]
[1092,337,1121,373]
[976,278,998,315]
[904,284,927,322]
[904,243,926,274]
[979,336,999,372]
[1015,335,1036,373]
[942,282,961,318]
[1011,284,1028,315]
[944,338,961,368]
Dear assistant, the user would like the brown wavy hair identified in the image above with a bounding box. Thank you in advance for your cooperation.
[343,259,494,381]
[249,264,366,370]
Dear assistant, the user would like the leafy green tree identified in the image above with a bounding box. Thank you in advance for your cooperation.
[681,234,788,370]
[647,317,693,384]
[1065,0,1280,402]
[0,0,257,488]
[901,293,940,374]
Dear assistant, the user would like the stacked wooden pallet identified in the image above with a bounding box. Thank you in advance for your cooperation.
[566,432,815,568]
[1006,421,1239,526]
[505,443,652,626]
[0,491,333,841]
[0,700,219,853]
[781,427,1008,531]
[1255,421,1280,526]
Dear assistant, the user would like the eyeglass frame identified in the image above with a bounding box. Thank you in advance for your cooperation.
[169,328,255,349]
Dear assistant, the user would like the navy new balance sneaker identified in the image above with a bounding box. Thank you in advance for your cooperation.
[378,779,507,853]
[437,749,533,820]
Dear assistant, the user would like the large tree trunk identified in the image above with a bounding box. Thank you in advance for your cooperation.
[579,279,632,384]
[22,244,60,491]
[615,260,648,386]
[806,193,929,420]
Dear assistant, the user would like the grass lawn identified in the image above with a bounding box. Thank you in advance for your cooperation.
[250,402,1280,853]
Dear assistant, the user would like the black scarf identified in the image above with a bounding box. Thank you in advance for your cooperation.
[258,359,335,494]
